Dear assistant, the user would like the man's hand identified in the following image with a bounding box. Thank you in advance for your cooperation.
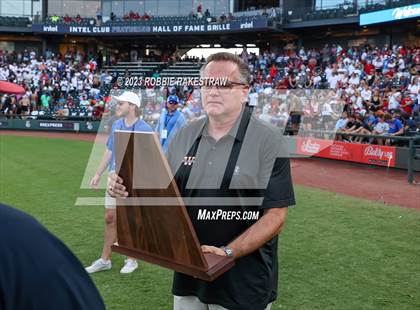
[227,208,288,259]
[89,173,101,188]
[107,172,128,198]
[201,245,226,257]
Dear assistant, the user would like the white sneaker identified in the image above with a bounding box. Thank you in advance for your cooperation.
[85,258,112,274]
[120,259,138,274]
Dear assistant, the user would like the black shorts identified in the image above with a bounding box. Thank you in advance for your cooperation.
[290,114,301,124]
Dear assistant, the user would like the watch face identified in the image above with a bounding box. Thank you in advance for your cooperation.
[223,247,233,257]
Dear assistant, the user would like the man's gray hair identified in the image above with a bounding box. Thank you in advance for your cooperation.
[200,52,250,84]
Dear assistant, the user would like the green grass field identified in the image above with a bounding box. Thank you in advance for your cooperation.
[0,135,419,310]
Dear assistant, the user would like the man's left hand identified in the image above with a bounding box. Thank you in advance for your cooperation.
[201,245,226,256]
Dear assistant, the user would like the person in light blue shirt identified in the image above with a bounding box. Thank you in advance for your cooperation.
[334,111,348,131]
[86,91,152,275]
[106,113,152,172]
[155,94,187,153]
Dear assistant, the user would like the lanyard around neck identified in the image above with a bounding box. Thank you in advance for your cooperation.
[176,104,253,191]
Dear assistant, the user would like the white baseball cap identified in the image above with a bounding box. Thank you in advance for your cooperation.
[112,91,141,107]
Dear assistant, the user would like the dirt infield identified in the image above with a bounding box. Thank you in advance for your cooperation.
[2,130,419,210]
[292,158,419,209]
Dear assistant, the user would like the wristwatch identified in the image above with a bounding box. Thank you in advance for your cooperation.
[221,246,234,258]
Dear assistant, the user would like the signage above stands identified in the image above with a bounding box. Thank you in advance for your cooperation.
[32,18,269,35]
[360,3,420,26]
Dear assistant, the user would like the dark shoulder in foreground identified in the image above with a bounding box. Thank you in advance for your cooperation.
[0,204,105,310]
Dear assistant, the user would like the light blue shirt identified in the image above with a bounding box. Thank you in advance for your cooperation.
[155,108,187,154]
[335,118,348,131]
[106,118,153,171]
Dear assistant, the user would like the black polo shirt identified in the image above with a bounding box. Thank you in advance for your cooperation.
[167,107,295,310]
[0,204,105,310]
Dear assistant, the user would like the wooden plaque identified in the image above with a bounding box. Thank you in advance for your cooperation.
[111,130,234,281]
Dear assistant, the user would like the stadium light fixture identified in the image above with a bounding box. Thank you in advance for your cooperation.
[235,44,242,47]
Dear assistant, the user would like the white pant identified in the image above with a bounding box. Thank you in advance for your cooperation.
[104,191,116,209]
[174,295,272,310]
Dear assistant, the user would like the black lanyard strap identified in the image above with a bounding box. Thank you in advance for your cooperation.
[174,104,253,194]
[220,104,253,190]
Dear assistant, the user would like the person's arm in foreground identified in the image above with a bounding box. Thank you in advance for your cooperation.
[90,149,112,188]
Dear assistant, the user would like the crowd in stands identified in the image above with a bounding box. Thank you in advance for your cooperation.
[0,43,419,145]
[0,49,113,120]
[47,14,96,25]
[240,43,419,144]
[44,4,275,26]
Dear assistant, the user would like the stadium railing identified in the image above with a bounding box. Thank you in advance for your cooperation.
[0,16,31,27]
[39,14,269,27]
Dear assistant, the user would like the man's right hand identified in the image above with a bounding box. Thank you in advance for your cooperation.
[107,172,128,198]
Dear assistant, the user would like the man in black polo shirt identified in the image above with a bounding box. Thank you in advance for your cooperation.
[108,52,295,310]
[0,203,105,310]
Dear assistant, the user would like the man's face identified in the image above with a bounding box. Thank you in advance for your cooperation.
[116,101,130,117]
[166,101,178,112]
[201,60,248,119]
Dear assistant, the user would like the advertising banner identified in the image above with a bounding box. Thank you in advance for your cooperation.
[296,137,396,167]
[32,18,268,35]
[360,4,420,26]
[0,119,100,133]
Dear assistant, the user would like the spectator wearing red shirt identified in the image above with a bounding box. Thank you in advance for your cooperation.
[307,58,317,72]
[40,71,49,85]
[364,60,375,75]
[276,76,288,90]
[63,14,72,23]
[398,46,407,57]
[269,64,277,79]
[400,94,414,116]
[385,69,394,79]
[75,14,82,23]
